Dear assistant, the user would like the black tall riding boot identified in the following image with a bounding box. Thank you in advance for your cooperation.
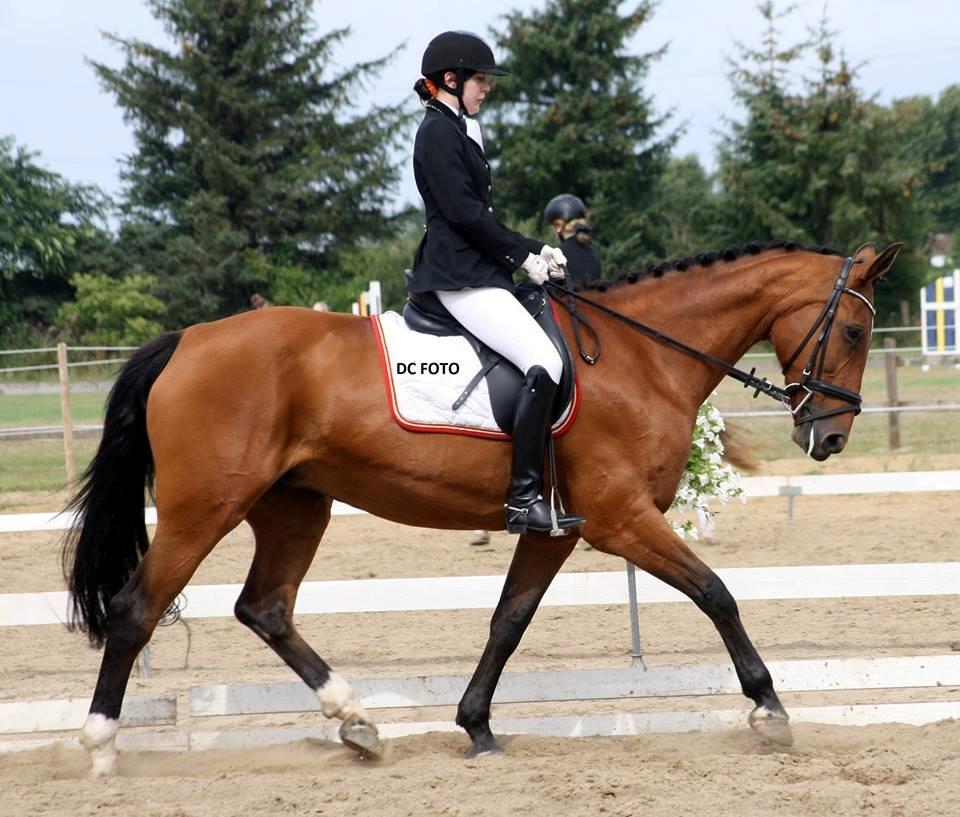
[504,366,586,534]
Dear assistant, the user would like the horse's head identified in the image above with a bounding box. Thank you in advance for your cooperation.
[770,242,903,461]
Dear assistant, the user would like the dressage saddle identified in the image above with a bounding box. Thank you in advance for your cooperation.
[401,281,576,434]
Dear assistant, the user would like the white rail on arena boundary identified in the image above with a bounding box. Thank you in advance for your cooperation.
[3,562,959,628]
[3,470,959,536]
[3,655,960,747]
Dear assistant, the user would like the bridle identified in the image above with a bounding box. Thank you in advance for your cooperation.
[778,255,875,424]
[547,255,875,427]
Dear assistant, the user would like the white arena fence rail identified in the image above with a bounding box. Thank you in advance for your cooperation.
[4,656,960,753]
[3,470,960,752]
[3,563,960,627]
[6,403,960,440]
[2,470,959,535]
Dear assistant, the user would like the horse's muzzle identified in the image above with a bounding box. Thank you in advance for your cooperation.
[791,420,847,461]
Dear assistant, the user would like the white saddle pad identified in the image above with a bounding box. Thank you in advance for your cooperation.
[371,311,578,440]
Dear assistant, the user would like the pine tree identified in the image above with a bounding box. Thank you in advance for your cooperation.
[481,0,676,274]
[655,155,726,258]
[93,0,409,324]
[716,2,931,318]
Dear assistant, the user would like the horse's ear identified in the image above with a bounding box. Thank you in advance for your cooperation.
[853,242,904,285]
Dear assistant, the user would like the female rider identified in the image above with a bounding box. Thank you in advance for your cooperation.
[408,30,585,535]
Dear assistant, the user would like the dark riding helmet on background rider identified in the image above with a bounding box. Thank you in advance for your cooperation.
[543,194,587,225]
[544,194,593,242]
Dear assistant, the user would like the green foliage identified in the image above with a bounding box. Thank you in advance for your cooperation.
[654,156,727,258]
[316,224,421,313]
[56,273,165,345]
[0,136,108,340]
[482,0,676,274]
[929,86,960,234]
[715,2,931,318]
[94,0,411,325]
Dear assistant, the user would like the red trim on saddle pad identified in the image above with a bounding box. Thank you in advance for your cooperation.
[370,311,581,440]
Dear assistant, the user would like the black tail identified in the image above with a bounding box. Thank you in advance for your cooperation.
[61,332,182,646]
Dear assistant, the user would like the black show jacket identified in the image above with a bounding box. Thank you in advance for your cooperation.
[407,101,543,294]
[560,235,603,289]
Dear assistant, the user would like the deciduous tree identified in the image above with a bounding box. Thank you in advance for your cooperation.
[0,137,108,344]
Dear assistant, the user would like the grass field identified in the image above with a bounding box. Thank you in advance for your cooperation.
[1,359,958,495]
[0,393,107,427]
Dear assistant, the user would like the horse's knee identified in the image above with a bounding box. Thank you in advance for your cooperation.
[694,574,739,621]
[235,596,291,642]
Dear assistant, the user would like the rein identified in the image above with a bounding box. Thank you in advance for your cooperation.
[546,256,872,426]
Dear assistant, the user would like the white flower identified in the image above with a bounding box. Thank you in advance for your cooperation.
[670,402,746,534]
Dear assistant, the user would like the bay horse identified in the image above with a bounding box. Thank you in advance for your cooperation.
[63,240,901,775]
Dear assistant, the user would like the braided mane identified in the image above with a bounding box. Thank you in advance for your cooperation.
[581,239,844,292]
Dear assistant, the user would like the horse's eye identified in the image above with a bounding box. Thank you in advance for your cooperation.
[844,325,865,345]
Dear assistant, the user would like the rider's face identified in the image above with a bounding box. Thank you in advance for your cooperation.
[444,71,490,116]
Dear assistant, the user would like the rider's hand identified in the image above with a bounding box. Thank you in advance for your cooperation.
[522,252,549,285]
[540,245,568,279]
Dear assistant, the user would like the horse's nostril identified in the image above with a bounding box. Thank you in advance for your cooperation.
[822,433,846,454]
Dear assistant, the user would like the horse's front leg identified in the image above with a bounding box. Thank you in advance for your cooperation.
[589,503,793,746]
[457,531,578,756]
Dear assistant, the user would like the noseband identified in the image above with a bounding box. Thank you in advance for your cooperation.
[548,255,874,427]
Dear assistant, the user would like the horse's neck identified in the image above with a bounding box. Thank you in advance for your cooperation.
[612,255,790,406]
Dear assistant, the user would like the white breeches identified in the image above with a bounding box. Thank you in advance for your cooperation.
[436,287,563,384]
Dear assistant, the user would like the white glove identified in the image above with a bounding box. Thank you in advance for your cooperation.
[521,252,549,285]
[540,245,568,279]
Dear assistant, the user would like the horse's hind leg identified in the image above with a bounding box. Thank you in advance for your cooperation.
[82,509,243,776]
[236,483,381,758]
[457,531,578,756]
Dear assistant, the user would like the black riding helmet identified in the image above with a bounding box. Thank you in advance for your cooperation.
[544,194,587,224]
[421,31,509,77]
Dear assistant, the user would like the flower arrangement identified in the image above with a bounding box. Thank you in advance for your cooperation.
[671,403,744,539]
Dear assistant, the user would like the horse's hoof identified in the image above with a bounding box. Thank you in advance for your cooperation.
[339,714,382,759]
[748,705,794,747]
[465,738,502,758]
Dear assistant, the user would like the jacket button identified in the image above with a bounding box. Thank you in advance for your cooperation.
[487,206,493,212]
[487,185,492,191]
